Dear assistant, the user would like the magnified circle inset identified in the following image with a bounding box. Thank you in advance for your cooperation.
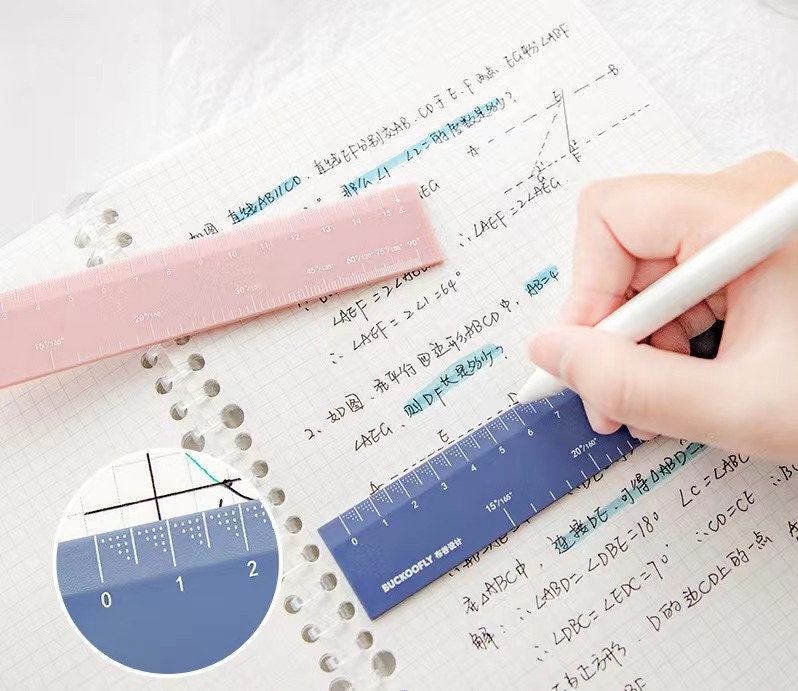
[54,448,281,676]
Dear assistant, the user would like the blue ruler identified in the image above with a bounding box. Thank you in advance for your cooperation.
[56,499,279,675]
[319,391,640,619]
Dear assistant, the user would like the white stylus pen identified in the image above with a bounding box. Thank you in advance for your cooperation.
[517,180,798,403]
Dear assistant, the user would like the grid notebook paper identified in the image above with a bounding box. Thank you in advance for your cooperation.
[2,1,798,688]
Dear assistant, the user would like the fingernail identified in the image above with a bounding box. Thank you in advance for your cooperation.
[528,327,572,381]
[627,426,658,442]
[584,403,621,435]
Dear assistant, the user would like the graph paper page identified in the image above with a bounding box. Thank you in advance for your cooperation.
[2,1,798,689]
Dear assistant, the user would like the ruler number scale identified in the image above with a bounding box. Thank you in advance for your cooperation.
[57,500,279,674]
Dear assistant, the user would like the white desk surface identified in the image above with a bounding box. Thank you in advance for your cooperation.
[1,0,796,245]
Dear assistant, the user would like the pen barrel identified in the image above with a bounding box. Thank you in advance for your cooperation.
[598,180,798,342]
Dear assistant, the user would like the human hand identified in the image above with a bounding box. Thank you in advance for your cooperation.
[528,152,798,460]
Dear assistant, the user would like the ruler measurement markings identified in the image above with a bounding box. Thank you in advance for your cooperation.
[202,511,211,548]
[502,507,516,527]
[165,520,177,567]
[319,392,641,619]
[93,535,104,584]
[129,528,139,565]
[60,496,275,647]
[0,186,439,389]
[239,504,250,552]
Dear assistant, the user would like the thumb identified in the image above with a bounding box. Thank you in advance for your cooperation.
[528,325,734,443]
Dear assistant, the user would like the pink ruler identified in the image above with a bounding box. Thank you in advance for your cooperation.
[0,184,443,389]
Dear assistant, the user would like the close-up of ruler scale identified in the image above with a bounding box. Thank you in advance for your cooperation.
[1,1,798,689]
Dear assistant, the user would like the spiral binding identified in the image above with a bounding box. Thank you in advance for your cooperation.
[69,195,397,689]
[68,194,134,267]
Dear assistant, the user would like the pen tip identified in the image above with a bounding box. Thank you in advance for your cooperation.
[516,367,565,403]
